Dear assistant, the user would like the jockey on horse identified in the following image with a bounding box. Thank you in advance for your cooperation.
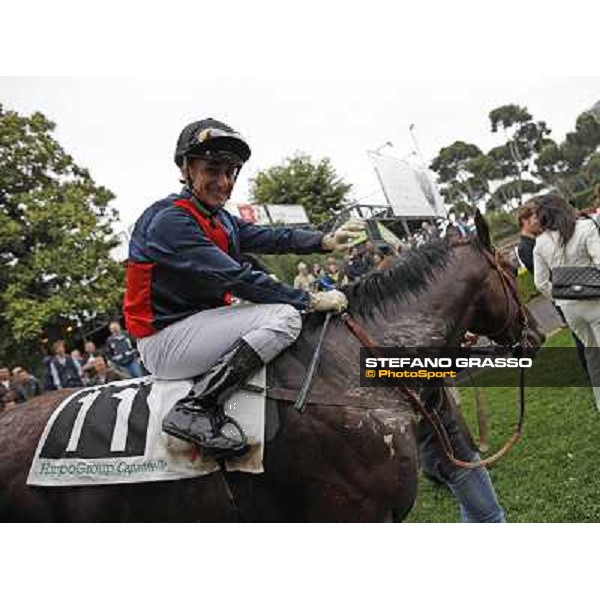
[123,118,363,460]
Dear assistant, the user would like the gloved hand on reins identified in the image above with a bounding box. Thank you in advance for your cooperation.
[321,220,366,252]
[309,290,348,312]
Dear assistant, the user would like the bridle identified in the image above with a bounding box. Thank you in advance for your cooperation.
[477,245,531,353]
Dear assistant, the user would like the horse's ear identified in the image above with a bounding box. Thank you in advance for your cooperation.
[474,209,493,251]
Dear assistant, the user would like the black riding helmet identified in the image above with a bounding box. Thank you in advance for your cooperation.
[174,118,251,168]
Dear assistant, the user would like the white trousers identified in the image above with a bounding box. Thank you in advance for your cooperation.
[138,303,302,380]
[559,299,600,410]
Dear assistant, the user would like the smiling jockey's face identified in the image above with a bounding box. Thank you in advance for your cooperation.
[185,157,238,209]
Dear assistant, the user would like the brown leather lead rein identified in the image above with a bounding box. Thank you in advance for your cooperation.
[340,312,525,470]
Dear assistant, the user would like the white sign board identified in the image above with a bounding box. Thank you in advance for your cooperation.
[266,204,309,224]
[369,152,446,218]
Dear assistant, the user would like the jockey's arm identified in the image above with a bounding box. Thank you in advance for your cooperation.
[233,216,326,255]
[147,209,312,310]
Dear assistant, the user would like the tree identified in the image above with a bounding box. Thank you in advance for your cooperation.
[534,107,600,200]
[489,104,533,133]
[0,104,124,368]
[429,141,492,212]
[429,102,600,242]
[249,153,352,226]
[487,104,552,207]
[487,179,543,211]
[561,112,600,171]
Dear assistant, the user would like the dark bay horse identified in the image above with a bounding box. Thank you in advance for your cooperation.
[0,214,541,521]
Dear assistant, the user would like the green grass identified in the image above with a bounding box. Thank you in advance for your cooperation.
[406,329,600,522]
[517,269,538,303]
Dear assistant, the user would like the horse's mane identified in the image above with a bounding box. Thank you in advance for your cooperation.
[342,239,473,321]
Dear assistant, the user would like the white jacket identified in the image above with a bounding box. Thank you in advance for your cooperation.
[533,219,600,301]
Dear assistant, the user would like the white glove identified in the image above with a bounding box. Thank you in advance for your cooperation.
[308,290,348,312]
[322,220,366,252]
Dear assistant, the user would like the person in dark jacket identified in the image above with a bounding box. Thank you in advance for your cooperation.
[48,340,84,389]
[124,118,363,458]
[516,202,541,273]
[106,321,144,378]
[343,247,365,282]
[11,367,42,401]
[42,355,56,392]
[316,258,345,290]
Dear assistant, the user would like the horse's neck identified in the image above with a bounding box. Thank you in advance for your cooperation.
[374,246,484,347]
[270,246,486,388]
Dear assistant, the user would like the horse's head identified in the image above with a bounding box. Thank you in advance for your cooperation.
[463,211,544,352]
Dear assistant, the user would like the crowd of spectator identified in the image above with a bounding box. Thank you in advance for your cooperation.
[0,319,146,413]
[293,218,472,293]
[293,239,408,293]
[293,258,349,292]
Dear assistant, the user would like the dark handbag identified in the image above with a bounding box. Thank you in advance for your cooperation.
[551,216,600,300]
[552,266,600,299]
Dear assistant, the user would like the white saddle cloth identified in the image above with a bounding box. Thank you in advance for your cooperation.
[27,368,266,487]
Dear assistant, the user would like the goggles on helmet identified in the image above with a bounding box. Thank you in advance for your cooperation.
[177,124,251,167]
[185,148,245,169]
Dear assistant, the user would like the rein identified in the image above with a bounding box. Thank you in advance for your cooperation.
[340,312,525,470]
[340,245,530,469]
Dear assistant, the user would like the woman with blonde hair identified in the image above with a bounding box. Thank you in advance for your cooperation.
[534,193,600,410]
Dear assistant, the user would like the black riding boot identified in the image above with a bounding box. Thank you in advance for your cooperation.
[162,339,264,459]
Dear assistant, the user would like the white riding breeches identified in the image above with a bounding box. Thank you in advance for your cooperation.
[137,303,302,380]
